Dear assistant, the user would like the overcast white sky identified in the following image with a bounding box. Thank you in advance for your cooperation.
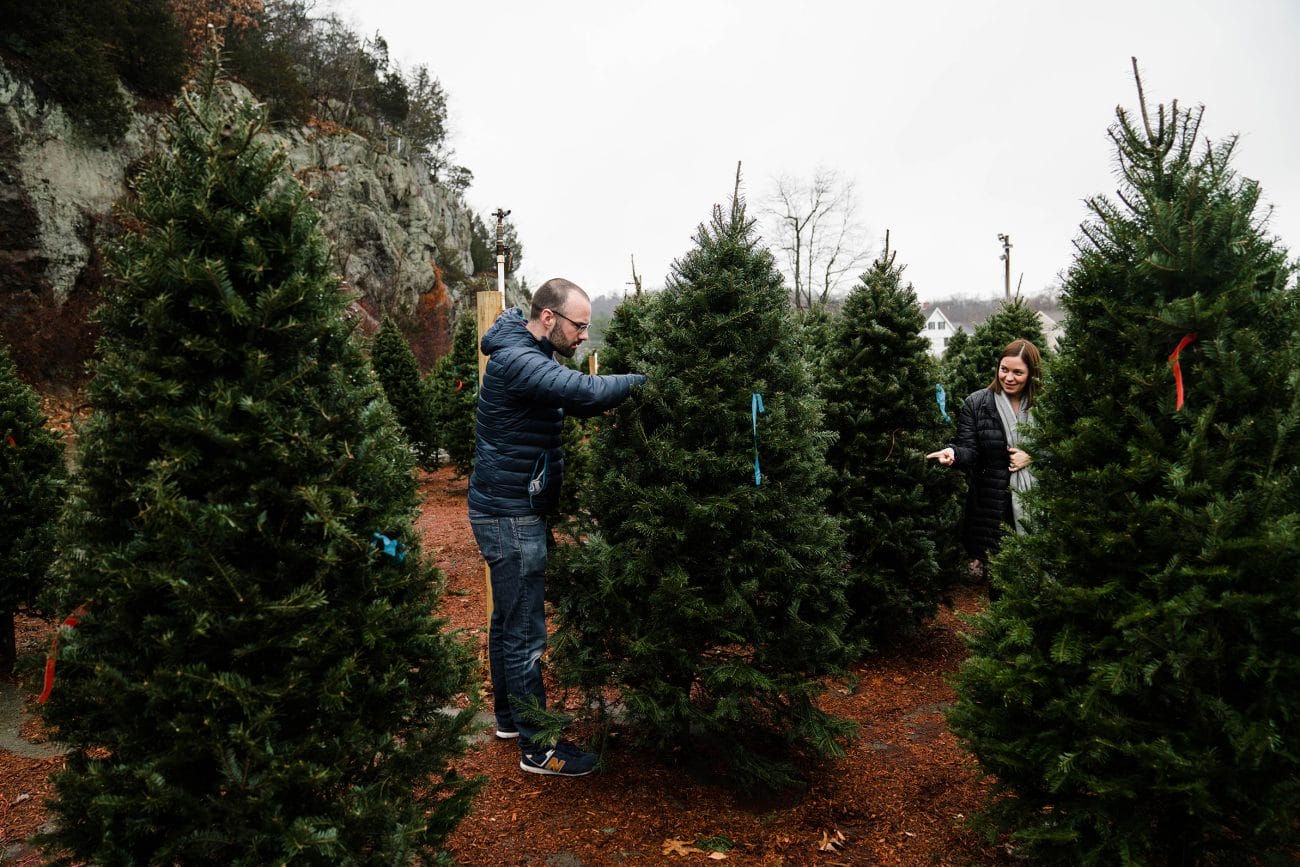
[340,0,1299,304]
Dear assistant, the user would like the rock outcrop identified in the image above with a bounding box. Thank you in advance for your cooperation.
[0,61,473,384]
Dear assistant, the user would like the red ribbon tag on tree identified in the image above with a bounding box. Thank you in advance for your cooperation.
[1168,332,1198,411]
[455,379,464,392]
[37,606,88,704]
[5,435,14,447]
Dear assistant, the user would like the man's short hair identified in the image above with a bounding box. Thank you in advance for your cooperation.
[530,278,589,320]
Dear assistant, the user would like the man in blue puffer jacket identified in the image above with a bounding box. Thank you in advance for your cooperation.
[469,277,645,777]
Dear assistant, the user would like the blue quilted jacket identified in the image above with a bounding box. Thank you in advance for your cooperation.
[468,308,645,516]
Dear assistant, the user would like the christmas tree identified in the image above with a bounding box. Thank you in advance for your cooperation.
[934,325,968,435]
[550,178,854,792]
[792,302,840,385]
[0,343,64,668]
[428,310,478,477]
[549,291,659,547]
[948,65,1300,863]
[37,59,478,865]
[820,244,965,647]
[940,297,1047,406]
[551,354,597,537]
[371,317,440,469]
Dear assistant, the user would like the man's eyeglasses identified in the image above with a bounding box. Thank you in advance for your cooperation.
[547,309,590,334]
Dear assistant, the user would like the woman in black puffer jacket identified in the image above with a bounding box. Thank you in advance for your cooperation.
[928,339,1042,574]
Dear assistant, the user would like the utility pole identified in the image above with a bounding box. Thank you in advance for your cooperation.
[998,233,1012,298]
[493,208,510,306]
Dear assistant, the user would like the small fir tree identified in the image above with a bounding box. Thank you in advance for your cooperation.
[792,301,840,383]
[941,297,1048,405]
[550,181,854,792]
[37,60,477,865]
[372,317,440,469]
[0,343,64,668]
[935,325,968,434]
[948,68,1300,863]
[820,245,965,648]
[428,310,478,477]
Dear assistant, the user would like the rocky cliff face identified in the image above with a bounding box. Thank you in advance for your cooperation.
[0,62,472,384]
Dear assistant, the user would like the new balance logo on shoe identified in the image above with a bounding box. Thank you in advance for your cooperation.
[519,740,597,777]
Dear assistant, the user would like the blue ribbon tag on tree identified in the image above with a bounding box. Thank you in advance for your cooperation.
[373,532,406,561]
[751,392,765,486]
[935,383,950,422]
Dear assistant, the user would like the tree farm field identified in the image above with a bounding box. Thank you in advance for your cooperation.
[1,455,1013,866]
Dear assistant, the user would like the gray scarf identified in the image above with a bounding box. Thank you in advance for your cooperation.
[994,390,1035,534]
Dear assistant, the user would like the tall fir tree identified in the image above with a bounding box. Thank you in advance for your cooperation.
[428,310,478,477]
[371,317,440,469]
[587,290,660,377]
[940,297,1048,406]
[37,60,478,865]
[947,68,1300,863]
[821,245,965,648]
[549,181,854,792]
[0,343,64,668]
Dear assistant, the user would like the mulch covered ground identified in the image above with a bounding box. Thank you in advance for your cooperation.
[0,466,1014,865]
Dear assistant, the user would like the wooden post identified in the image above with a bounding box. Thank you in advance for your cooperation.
[478,209,511,638]
[587,351,598,376]
[476,290,501,382]
[476,288,502,632]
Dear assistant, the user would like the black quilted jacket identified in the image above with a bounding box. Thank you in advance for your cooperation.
[949,387,1012,560]
[468,308,644,516]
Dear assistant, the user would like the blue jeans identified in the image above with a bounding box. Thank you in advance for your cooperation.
[469,512,549,751]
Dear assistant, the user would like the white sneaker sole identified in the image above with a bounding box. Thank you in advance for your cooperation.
[495,729,520,739]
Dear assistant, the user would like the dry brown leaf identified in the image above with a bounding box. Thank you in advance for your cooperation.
[817,829,847,852]
[707,852,728,861]
[663,837,703,856]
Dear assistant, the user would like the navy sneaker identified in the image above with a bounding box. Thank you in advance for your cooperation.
[519,740,597,777]
[494,723,519,740]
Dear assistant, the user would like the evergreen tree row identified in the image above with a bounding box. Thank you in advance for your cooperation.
[369,309,481,476]
[428,311,481,477]
[2,50,1294,866]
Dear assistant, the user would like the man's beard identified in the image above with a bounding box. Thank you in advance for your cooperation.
[548,324,578,358]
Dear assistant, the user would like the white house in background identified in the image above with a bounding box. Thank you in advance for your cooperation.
[921,307,958,356]
[1037,309,1062,350]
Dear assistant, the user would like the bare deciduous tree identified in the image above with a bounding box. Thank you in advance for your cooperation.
[763,168,873,308]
